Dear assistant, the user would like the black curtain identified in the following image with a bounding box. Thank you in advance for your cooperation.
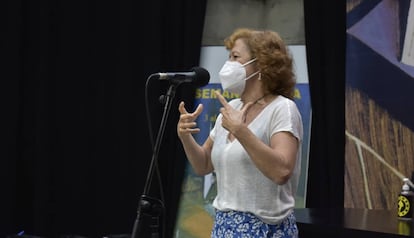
[2,0,207,237]
[303,0,346,208]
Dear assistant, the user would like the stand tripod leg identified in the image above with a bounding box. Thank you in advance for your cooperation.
[131,195,164,238]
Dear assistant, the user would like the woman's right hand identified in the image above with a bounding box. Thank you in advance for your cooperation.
[177,101,203,139]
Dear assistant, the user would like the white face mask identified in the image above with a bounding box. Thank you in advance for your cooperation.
[218,58,259,95]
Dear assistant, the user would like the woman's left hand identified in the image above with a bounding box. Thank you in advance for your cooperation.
[214,90,253,133]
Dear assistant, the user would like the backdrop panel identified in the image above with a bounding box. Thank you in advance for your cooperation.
[345,0,414,210]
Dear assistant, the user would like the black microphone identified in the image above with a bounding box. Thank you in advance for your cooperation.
[155,66,210,87]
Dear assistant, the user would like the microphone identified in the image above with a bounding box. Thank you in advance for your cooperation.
[155,66,210,87]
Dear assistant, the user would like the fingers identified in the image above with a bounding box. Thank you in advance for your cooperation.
[177,101,203,137]
[178,101,188,114]
[192,103,203,118]
[214,90,230,108]
[241,102,254,114]
[178,121,200,131]
[179,101,203,117]
[178,123,200,134]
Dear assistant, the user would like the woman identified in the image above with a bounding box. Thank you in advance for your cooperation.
[177,28,303,237]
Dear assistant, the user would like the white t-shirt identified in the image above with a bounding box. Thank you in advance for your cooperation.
[210,95,303,224]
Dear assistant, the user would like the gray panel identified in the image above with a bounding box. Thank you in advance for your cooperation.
[202,0,305,46]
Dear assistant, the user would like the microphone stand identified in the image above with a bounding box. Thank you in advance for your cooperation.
[131,83,179,238]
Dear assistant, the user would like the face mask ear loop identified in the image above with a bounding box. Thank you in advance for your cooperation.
[245,70,260,81]
[242,58,257,67]
[243,58,259,81]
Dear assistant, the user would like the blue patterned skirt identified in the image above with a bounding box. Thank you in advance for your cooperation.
[211,210,298,238]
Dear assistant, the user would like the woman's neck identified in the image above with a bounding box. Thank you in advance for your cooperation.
[241,90,268,104]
